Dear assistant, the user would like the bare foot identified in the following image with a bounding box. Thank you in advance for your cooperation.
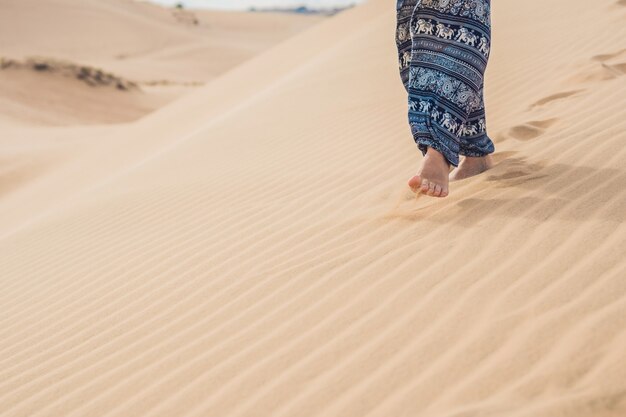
[407,146,452,197]
[449,154,494,181]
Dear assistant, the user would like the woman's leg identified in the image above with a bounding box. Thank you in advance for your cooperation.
[395,0,419,93]
[403,0,495,167]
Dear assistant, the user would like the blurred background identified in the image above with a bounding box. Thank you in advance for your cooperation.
[0,0,359,126]
[145,0,363,12]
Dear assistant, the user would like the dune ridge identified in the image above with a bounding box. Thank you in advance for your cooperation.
[0,0,324,125]
[0,0,625,416]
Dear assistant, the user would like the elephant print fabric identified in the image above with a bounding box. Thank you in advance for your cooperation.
[396,0,495,167]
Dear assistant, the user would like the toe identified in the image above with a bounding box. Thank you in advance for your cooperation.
[421,179,430,192]
[427,181,436,196]
[433,184,442,197]
[441,187,449,197]
[408,175,421,192]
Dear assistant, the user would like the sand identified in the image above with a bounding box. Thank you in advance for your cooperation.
[0,0,323,125]
[0,0,625,416]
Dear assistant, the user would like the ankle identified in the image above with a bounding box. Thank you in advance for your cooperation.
[425,146,450,166]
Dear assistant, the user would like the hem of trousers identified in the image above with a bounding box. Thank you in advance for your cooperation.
[412,123,460,167]
[458,135,496,158]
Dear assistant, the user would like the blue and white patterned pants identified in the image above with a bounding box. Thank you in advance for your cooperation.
[396,0,495,167]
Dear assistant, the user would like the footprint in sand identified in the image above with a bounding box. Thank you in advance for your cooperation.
[581,62,626,81]
[610,62,626,74]
[569,49,626,83]
[591,48,626,62]
[486,157,548,184]
[530,91,582,109]
[594,48,626,76]
[508,118,559,141]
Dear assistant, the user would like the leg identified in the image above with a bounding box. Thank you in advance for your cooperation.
[407,0,494,168]
[457,10,495,160]
[399,1,451,197]
[395,0,419,94]
[452,3,497,180]
[451,80,497,180]
[458,83,495,158]
[405,0,495,195]
[398,1,452,197]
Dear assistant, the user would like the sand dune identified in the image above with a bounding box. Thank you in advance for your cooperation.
[0,0,324,81]
[0,0,323,125]
[0,0,625,416]
[0,57,163,125]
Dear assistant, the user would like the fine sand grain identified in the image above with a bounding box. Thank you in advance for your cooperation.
[0,0,625,416]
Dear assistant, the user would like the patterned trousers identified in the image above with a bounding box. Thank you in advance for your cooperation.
[395,0,495,167]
